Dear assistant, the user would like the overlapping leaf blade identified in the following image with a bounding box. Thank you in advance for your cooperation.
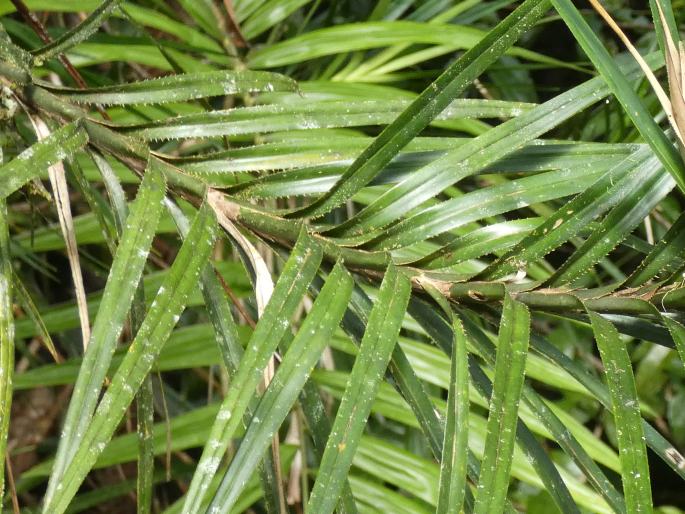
[32,0,122,61]
[123,99,531,140]
[0,122,88,199]
[40,70,296,105]
[473,294,530,514]
[181,229,323,513]
[306,264,411,514]
[3,0,685,512]
[286,0,550,219]
[206,261,353,512]
[551,0,685,193]
[44,200,218,514]
[550,156,673,286]
[325,59,649,241]
[44,162,166,506]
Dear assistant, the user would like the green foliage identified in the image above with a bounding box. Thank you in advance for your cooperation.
[1,1,685,513]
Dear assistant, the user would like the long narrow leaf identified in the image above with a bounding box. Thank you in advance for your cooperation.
[551,0,685,193]
[550,155,673,285]
[625,212,685,286]
[437,316,469,514]
[306,264,411,514]
[167,199,293,514]
[480,146,652,280]
[44,199,218,514]
[44,162,166,505]
[32,0,122,61]
[588,313,653,513]
[136,375,155,514]
[0,122,88,200]
[181,229,323,513]
[473,294,530,514]
[40,70,296,105]
[366,166,605,251]
[324,53,659,241]
[463,316,626,513]
[663,317,685,373]
[418,282,471,513]
[287,0,550,219]
[0,198,13,499]
[123,99,531,140]
[206,261,354,513]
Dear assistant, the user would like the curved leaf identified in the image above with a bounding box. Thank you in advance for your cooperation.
[206,261,353,511]
[0,122,88,199]
[306,264,411,514]
[44,161,166,506]
[39,70,297,105]
[44,200,218,514]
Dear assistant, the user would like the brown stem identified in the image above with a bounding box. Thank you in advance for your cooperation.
[221,0,249,48]
[4,454,20,514]
[214,266,256,328]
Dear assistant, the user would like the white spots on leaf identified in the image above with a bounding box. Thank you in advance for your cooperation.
[18,147,34,160]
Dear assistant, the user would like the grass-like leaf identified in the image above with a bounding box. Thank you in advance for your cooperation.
[417,282,471,512]
[549,155,673,285]
[5,1,685,511]
[0,198,13,499]
[206,261,354,512]
[473,294,530,514]
[181,229,323,513]
[306,263,411,514]
[32,0,122,62]
[0,121,88,199]
[168,197,291,514]
[39,70,296,105]
[366,166,606,250]
[625,212,685,286]
[44,199,218,514]
[551,0,685,194]
[122,99,531,140]
[325,59,647,240]
[287,0,550,219]
[588,312,653,514]
[136,375,154,514]
[248,17,560,69]
[463,316,624,512]
[437,318,469,514]
[44,162,166,505]
[481,146,653,280]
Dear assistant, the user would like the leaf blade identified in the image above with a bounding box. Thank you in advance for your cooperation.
[0,198,13,499]
[551,0,685,194]
[285,0,551,219]
[436,316,469,514]
[44,198,218,514]
[588,313,653,514]
[473,294,530,514]
[181,229,323,513]
[39,70,297,105]
[206,261,354,512]
[44,161,167,506]
[32,0,122,61]
[306,263,411,514]
[0,122,88,200]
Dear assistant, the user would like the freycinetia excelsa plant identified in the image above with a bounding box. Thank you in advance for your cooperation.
[2,0,685,513]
